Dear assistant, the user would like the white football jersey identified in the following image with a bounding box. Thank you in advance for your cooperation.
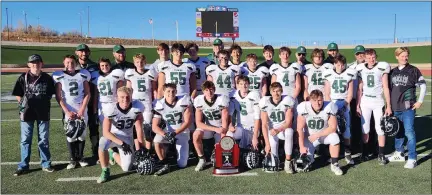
[206,65,240,97]
[125,67,157,102]
[323,68,357,100]
[231,90,261,128]
[92,69,125,103]
[229,60,246,67]
[153,95,191,133]
[297,101,338,135]
[103,100,145,140]
[160,61,196,96]
[259,95,296,129]
[183,57,210,91]
[52,69,91,104]
[269,63,302,97]
[240,66,269,94]
[356,62,390,100]
[304,63,334,93]
[194,94,230,127]
[152,59,170,73]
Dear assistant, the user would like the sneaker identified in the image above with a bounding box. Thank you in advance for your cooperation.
[361,154,370,162]
[404,159,417,169]
[388,151,405,162]
[108,148,116,165]
[284,160,294,174]
[79,159,89,167]
[67,161,77,170]
[195,158,206,172]
[331,163,343,176]
[97,168,110,184]
[13,169,27,176]
[154,164,170,176]
[345,153,354,165]
[378,154,388,165]
[42,167,55,173]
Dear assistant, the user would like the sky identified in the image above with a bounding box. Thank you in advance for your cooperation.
[2,2,431,45]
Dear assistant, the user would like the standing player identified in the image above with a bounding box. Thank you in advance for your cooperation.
[324,43,339,64]
[96,87,144,183]
[303,49,334,100]
[111,45,134,72]
[75,44,100,162]
[323,54,357,165]
[53,55,91,169]
[208,38,224,65]
[230,75,261,150]
[125,54,158,152]
[260,82,296,173]
[157,43,197,99]
[192,81,230,171]
[270,47,302,99]
[229,44,246,67]
[356,49,392,165]
[206,50,240,97]
[151,43,170,73]
[152,83,192,176]
[240,53,269,97]
[92,58,125,123]
[184,42,210,96]
[295,46,311,104]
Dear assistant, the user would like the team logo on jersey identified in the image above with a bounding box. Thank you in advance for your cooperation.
[391,75,409,86]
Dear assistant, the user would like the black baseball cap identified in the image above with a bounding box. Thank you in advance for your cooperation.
[28,54,43,63]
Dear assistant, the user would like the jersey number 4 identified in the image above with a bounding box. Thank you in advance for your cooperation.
[311,73,324,85]
[217,75,231,89]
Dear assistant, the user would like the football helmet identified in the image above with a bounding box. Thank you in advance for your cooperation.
[245,149,260,169]
[336,107,346,135]
[134,149,156,175]
[63,118,86,139]
[381,116,400,137]
[294,153,313,173]
[262,153,280,173]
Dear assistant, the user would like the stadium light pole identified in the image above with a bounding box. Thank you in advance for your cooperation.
[87,6,90,38]
[393,14,397,43]
[6,8,9,41]
[79,12,83,37]
[215,21,218,38]
[37,16,40,42]
[175,20,179,41]
[23,11,27,33]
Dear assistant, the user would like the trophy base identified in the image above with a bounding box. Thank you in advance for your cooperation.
[213,168,239,175]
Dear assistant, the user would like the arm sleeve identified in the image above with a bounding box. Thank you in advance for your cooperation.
[418,83,427,103]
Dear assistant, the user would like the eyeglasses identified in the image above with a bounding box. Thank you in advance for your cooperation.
[297,53,306,56]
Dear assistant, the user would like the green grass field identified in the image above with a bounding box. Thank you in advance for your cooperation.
[1,73,431,194]
[1,45,431,65]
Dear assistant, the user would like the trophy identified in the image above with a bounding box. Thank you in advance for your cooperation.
[213,136,240,175]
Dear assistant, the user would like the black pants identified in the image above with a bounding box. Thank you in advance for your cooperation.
[87,108,100,158]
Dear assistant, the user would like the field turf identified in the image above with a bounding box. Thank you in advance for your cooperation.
[1,74,431,194]
[1,45,431,65]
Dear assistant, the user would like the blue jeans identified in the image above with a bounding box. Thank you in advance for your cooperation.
[18,120,52,170]
[394,109,417,160]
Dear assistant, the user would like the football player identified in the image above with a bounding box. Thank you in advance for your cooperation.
[157,43,197,99]
[356,49,392,165]
[324,43,339,64]
[259,45,276,96]
[303,49,334,100]
[229,75,261,150]
[208,38,224,65]
[206,50,240,97]
[323,54,357,165]
[92,57,125,123]
[111,45,134,71]
[270,47,302,99]
[53,55,91,169]
[297,90,343,175]
[240,53,269,97]
[260,82,296,173]
[151,43,170,73]
[184,42,210,96]
[152,83,193,176]
[125,54,158,151]
[229,44,245,67]
[96,86,145,183]
[193,81,230,171]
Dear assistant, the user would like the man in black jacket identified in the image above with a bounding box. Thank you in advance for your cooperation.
[12,54,56,176]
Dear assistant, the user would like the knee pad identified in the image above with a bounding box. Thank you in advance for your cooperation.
[328,133,340,146]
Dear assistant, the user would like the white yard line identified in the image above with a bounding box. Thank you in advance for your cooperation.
[56,177,99,182]
[0,118,63,122]
[0,161,69,165]
[213,172,258,177]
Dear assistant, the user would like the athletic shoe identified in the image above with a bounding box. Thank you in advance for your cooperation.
[42,167,55,173]
[67,161,77,170]
[388,151,405,162]
[345,153,354,165]
[195,158,206,172]
[331,163,343,176]
[360,154,370,162]
[404,159,417,169]
[79,159,89,167]
[284,160,294,174]
[154,164,170,176]
[108,148,116,165]
[13,169,27,176]
[378,154,388,165]
[97,168,110,184]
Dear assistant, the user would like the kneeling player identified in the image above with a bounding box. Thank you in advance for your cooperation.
[97,87,145,183]
[53,55,91,169]
[152,83,192,176]
[260,82,296,173]
[193,81,230,172]
[297,90,343,175]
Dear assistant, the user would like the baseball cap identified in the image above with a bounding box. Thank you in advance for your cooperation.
[327,43,338,50]
[113,45,125,53]
[296,46,307,54]
[76,44,90,51]
[213,38,223,46]
[354,45,366,54]
[28,54,43,63]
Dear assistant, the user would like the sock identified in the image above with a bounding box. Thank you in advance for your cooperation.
[77,140,86,161]
[90,136,99,158]
[362,142,369,156]
[345,144,352,155]
[67,141,76,161]
[378,147,385,155]
[331,158,338,164]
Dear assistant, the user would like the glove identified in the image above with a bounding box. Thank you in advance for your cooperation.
[121,142,133,155]
[165,132,177,144]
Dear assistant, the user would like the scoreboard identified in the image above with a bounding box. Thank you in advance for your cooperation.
[196,5,239,38]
